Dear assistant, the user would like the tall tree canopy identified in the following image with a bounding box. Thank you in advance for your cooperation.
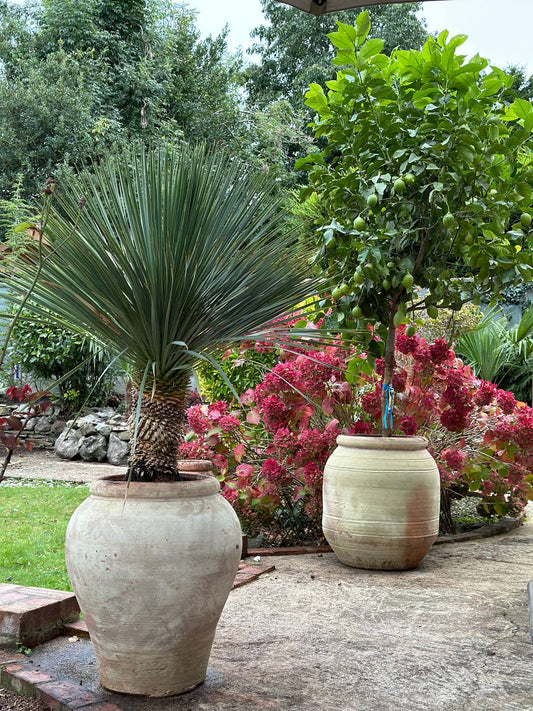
[0,0,242,201]
[245,0,429,109]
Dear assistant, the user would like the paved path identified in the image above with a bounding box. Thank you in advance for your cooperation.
[6,450,126,483]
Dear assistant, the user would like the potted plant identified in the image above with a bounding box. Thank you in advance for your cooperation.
[6,143,322,696]
[297,13,533,569]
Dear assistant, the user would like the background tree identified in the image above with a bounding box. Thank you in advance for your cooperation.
[244,0,428,109]
[0,0,243,203]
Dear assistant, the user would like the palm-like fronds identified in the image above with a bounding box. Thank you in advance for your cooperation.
[456,305,533,403]
[7,144,321,479]
[8,144,318,387]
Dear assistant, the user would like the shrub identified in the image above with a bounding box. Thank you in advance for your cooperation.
[181,330,533,540]
[9,311,117,412]
[197,345,277,403]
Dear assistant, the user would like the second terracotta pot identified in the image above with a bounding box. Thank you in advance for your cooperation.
[322,435,440,570]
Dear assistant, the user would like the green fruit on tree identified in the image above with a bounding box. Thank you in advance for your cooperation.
[464,233,474,246]
[353,270,364,285]
[339,282,350,296]
[393,178,406,195]
[366,193,378,208]
[387,261,395,269]
[442,212,455,229]
[520,212,532,229]
[426,305,438,319]
[405,324,416,337]
[382,279,391,290]
[401,273,414,289]
[353,216,366,231]
[331,287,343,301]
[393,310,404,328]
[405,173,416,186]
[351,305,363,319]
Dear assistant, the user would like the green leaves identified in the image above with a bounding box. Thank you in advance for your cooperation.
[299,18,533,343]
[7,144,322,393]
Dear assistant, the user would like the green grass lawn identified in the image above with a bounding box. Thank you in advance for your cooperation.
[0,481,89,590]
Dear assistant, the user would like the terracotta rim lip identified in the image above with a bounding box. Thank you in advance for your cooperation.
[89,470,220,499]
[336,434,429,451]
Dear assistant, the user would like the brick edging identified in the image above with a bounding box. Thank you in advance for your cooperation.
[434,515,523,545]
[0,653,122,710]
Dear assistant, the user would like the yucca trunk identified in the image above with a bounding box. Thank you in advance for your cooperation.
[128,388,189,481]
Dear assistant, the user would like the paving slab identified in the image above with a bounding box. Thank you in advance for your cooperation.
[1,515,531,711]
[6,450,126,483]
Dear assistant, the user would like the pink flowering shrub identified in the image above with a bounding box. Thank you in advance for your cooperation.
[352,326,533,529]
[180,341,351,544]
[180,329,533,542]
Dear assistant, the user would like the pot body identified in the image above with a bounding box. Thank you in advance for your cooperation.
[322,435,440,570]
[65,462,242,696]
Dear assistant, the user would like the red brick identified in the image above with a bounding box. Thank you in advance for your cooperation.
[8,669,52,696]
[36,680,101,710]
[62,620,89,638]
[0,584,80,647]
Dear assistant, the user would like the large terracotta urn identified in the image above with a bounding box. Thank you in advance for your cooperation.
[65,461,242,697]
[322,435,440,570]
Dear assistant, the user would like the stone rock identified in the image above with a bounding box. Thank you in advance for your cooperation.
[107,433,130,466]
[79,435,108,463]
[95,422,112,437]
[117,430,130,442]
[25,418,36,431]
[95,409,116,420]
[55,430,83,459]
[51,419,68,435]
[77,415,101,436]
[34,416,53,434]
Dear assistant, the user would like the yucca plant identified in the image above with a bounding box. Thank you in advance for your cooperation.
[7,143,321,481]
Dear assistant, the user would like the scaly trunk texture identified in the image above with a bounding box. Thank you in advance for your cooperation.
[127,389,189,481]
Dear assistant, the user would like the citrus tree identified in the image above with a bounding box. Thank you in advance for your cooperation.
[298,13,533,434]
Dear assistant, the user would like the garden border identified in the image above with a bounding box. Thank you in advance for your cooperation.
[243,516,524,557]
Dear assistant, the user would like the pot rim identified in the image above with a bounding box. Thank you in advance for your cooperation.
[89,471,220,500]
[336,434,429,451]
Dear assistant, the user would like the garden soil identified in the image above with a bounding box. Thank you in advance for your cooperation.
[2,451,533,710]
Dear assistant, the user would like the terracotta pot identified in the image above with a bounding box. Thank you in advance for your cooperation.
[322,435,440,570]
[65,462,242,696]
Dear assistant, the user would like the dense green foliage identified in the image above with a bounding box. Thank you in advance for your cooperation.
[0,0,242,201]
[0,482,88,590]
[197,346,277,403]
[245,0,428,109]
[9,312,116,410]
[300,17,533,348]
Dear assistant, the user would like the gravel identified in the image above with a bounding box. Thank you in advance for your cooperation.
[0,687,50,710]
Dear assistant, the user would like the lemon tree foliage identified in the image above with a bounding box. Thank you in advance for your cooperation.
[298,14,533,433]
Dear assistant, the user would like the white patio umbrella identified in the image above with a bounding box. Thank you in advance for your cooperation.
[276,0,448,15]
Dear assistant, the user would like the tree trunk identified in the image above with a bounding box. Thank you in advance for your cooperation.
[381,322,397,437]
[127,389,189,481]
[439,488,454,535]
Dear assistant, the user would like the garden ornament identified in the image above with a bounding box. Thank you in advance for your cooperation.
[275,0,448,15]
